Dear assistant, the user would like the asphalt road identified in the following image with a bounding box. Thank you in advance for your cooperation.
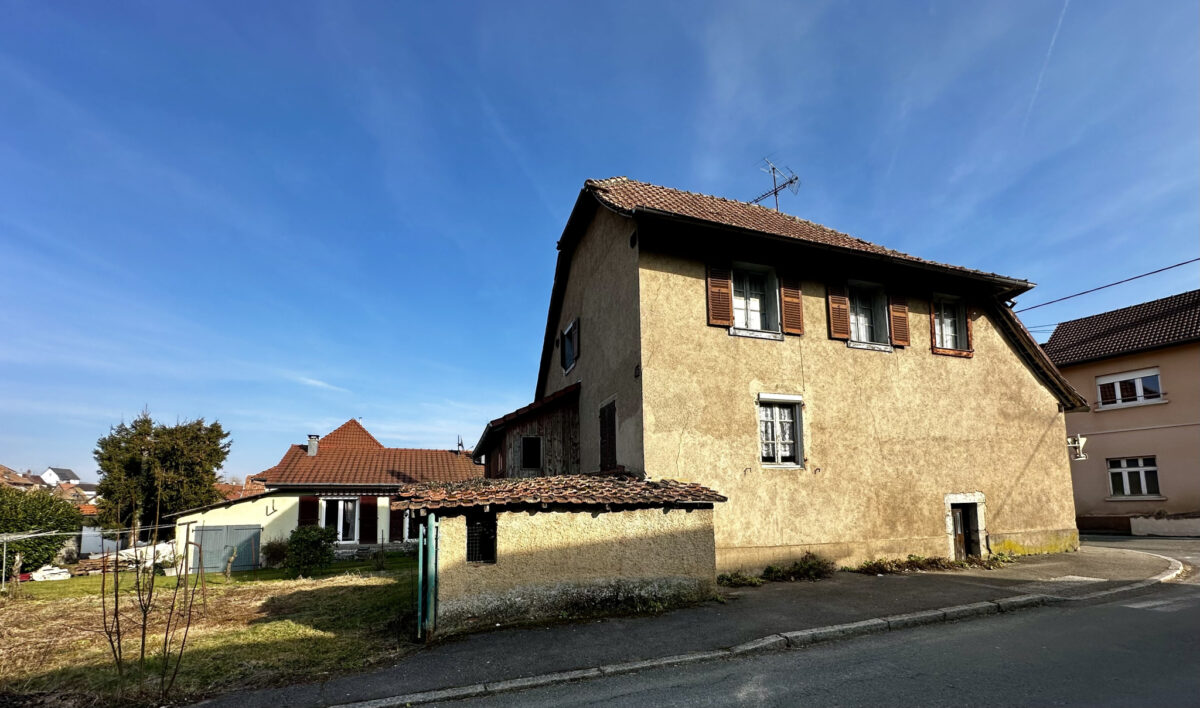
[440,538,1200,707]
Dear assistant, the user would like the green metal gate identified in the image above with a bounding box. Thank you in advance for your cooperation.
[415,513,438,640]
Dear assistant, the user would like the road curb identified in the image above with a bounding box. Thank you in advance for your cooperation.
[327,555,1184,708]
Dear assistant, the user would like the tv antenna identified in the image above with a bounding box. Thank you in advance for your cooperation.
[749,159,800,210]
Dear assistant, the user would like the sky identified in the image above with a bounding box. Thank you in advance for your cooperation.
[1,1,1197,483]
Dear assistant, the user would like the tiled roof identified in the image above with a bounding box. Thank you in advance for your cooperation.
[318,419,385,450]
[1,466,36,488]
[49,467,80,481]
[76,504,98,516]
[585,177,1026,285]
[255,419,481,487]
[1043,289,1200,366]
[389,474,726,511]
[473,383,580,459]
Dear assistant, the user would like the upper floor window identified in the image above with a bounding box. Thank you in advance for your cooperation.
[933,296,969,351]
[561,319,579,373]
[733,268,779,333]
[1108,457,1160,497]
[1096,368,1162,409]
[758,394,803,466]
[520,436,542,471]
[848,284,889,345]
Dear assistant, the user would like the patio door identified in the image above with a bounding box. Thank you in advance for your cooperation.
[322,498,359,543]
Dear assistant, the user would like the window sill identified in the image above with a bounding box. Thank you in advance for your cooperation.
[1104,495,1167,502]
[729,327,784,341]
[561,362,577,376]
[932,346,973,358]
[467,561,497,566]
[1094,399,1168,412]
[761,464,805,471]
[847,340,893,353]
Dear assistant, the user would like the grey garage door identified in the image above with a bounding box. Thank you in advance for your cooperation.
[190,525,262,573]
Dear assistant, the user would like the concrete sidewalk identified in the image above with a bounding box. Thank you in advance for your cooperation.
[198,546,1178,708]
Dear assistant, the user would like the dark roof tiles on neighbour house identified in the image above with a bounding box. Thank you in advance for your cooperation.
[253,419,481,487]
[1043,289,1200,367]
[389,474,726,511]
[49,467,80,481]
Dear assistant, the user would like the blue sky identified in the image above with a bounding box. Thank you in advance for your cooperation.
[1,1,1196,483]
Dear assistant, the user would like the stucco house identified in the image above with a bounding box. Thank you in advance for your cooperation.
[1044,289,1200,534]
[475,177,1088,573]
[41,467,80,487]
[171,419,481,570]
[1,464,37,491]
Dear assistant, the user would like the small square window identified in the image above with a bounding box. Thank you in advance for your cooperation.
[521,436,542,471]
[466,512,497,563]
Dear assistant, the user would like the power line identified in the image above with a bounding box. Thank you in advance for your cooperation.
[1015,258,1200,313]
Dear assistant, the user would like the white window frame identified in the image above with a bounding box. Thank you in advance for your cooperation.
[729,265,782,338]
[932,295,969,351]
[1095,368,1164,410]
[520,435,543,471]
[757,393,804,467]
[848,282,889,346]
[319,497,361,544]
[1106,457,1162,499]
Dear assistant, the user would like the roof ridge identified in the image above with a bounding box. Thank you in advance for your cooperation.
[586,176,910,257]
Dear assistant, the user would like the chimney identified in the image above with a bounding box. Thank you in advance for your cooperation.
[307,435,319,456]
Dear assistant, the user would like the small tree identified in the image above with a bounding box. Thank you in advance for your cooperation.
[0,487,82,577]
[285,526,336,576]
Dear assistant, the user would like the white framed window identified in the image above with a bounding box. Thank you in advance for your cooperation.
[1107,457,1160,497]
[320,497,359,543]
[732,267,780,333]
[520,436,542,471]
[561,319,579,373]
[757,394,803,466]
[848,284,889,345]
[1096,368,1162,409]
[933,296,969,350]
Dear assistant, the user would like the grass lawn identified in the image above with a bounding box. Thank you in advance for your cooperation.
[0,555,419,707]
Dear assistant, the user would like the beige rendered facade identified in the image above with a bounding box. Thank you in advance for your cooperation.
[436,506,716,629]
[533,182,1084,572]
[1059,342,1200,526]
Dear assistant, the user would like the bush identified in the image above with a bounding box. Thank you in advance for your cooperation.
[260,539,288,568]
[761,552,837,582]
[0,487,82,578]
[284,525,336,576]
[852,553,1014,574]
[717,570,764,587]
[370,549,388,571]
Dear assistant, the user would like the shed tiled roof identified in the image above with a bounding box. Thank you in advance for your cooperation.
[472,383,580,460]
[254,419,481,487]
[586,177,1026,284]
[1043,289,1200,367]
[76,504,98,517]
[389,474,726,511]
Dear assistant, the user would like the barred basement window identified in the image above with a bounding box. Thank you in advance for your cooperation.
[466,512,497,563]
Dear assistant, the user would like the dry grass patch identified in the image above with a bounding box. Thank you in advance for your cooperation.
[0,565,417,707]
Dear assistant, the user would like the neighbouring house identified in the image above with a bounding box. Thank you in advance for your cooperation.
[41,467,80,487]
[213,475,265,501]
[474,177,1088,573]
[391,474,724,631]
[20,472,48,488]
[170,419,481,571]
[52,483,92,504]
[1,464,37,491]
[1044,289,1200,535]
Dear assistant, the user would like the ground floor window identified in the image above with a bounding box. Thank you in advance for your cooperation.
[466,512,497,563]
[321,498,359,542]
[757,394,803,465]
[1108,457,1159,496]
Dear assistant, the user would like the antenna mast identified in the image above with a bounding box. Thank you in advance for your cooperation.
[749,159,800,210]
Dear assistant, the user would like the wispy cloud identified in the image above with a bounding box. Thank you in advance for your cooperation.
[294,376,350,393]
[1022,0,1071,134]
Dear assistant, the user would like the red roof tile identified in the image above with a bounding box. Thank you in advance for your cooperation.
[76,504,98,517]
[255,419,481,487]
[586,177,1026,284]
[389,474,726,511]
[1044,289,1200,367]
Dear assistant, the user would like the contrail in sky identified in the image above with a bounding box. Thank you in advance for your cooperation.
[1022,0,1071,134]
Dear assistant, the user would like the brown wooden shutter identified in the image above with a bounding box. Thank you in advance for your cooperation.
[359,496,377,544]
[889,295,910,347]
[780,277,804,335]
[599,401,617,470]
[298,495,319,526]
[965,306,975,352]
[826,284,851,340]
[706,266,734,327]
